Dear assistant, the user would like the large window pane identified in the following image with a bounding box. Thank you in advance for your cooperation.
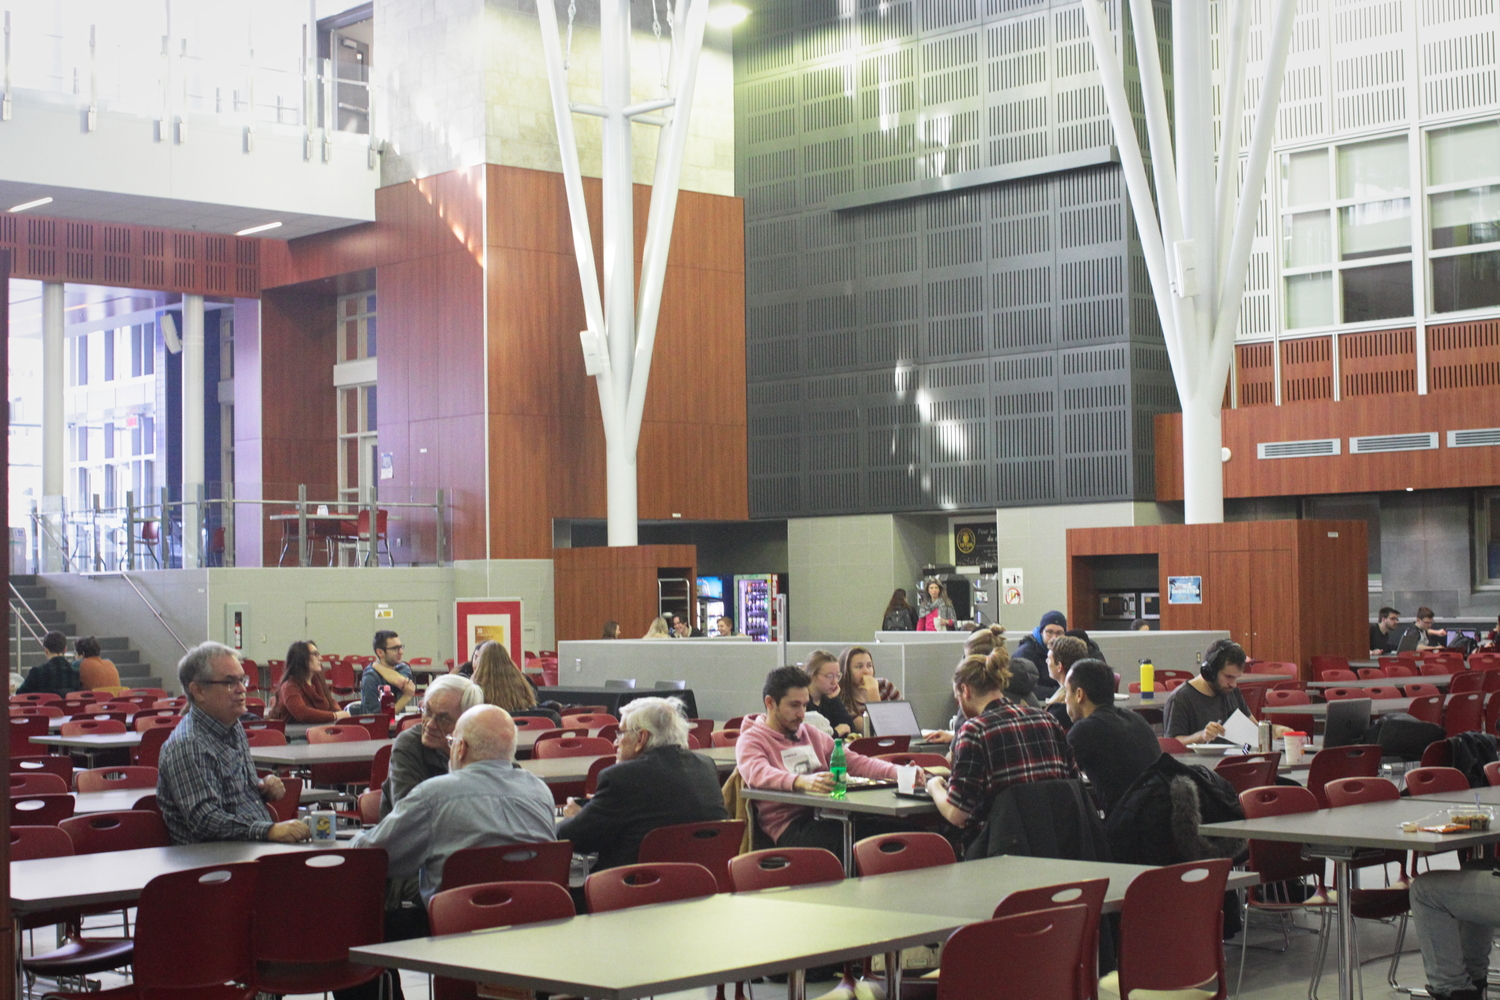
[1286,272,1334,328]
[1338,136,1408,200]
[1431,185,1500,249]
[1433,250,1500,313]
[1282,148,1330,207]
[1429,119,1500,187]
[1340,198,1411,259]
[1283,210,1332,266]
[1342,262,1413,322]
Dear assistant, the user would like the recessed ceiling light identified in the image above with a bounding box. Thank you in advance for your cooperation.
[8,197,54,213]
[1405,487,1414,491]
[707,4,750,28]
[235,221,283,236]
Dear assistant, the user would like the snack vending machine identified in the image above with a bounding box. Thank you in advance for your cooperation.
[734,574,783,642]
[697,576,726,633]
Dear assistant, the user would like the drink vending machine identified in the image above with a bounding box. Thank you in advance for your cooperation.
[734,574,785,641]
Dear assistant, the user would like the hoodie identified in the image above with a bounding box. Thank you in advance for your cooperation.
[734,713,899,842]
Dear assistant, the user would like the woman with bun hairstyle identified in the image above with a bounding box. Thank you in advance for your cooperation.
[925,646,1078,834]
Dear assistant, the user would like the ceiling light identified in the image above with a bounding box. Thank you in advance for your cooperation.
[235,221,283,236]
[707,4,750,28]
[8,197,54,213]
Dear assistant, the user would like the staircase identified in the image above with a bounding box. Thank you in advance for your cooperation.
[9,575,163,689]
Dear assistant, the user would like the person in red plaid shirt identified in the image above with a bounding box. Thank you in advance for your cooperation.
[926,648,1079,835]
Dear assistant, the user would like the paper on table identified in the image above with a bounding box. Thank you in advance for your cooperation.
[1221,709,1260,746]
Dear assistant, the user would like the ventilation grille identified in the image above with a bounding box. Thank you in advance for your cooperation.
[1257,439,1341,459]
[1349,432,1439,454]
[1447,428,1500,448]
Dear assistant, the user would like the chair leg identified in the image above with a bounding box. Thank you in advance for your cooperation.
[1387,914,1407,991]
[1309,910,1331,1000]
[1236,897,1251,1000]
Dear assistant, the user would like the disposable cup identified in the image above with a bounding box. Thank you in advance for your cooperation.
[896,765,919,794]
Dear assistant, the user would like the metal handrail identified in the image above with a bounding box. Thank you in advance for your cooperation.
[9,583,48,646]
[29,510,73,571]
[119,572,189,653]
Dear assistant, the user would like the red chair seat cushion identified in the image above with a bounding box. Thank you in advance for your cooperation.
[24,937,134,975]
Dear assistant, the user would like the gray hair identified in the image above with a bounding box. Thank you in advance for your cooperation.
[620,696,691,749]
[178,641,239,694]
[424,673,483,712]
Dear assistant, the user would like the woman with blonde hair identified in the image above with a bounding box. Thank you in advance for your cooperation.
[642,617,672,639]
[803,650,855,738]
[472,640,537,712]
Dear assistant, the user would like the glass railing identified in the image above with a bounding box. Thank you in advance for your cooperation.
[24,482,451,574]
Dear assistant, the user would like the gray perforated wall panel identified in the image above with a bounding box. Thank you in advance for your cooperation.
[739,0,1179,518]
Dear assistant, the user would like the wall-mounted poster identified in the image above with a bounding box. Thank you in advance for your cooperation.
[1167,576,1203,605]
[455,598,524,667]
[953,521,998,566]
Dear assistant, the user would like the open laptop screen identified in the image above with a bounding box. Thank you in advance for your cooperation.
[1323,697,1372,750]
[864,700,924,738]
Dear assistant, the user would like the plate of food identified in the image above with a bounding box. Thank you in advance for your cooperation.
[1189,744,1236,757]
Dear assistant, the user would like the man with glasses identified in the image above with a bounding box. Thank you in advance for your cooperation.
[360,629,417,713]
[379,674,482,817]
[157,641,309,845]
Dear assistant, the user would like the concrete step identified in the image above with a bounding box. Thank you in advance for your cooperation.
[11,575,38,587]
[12,586,50,602]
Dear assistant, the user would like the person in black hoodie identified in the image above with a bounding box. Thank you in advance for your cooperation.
[17,631,81,697]
[1014,610,1068,698]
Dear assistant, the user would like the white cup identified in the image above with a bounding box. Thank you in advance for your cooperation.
[1284,733,1306,765]
[309,809,338,842]
[317,504,329,515]
[896,765,919,794]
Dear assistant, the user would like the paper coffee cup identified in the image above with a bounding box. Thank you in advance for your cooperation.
[896,765,919,794]
[310,810,337,842]
[1284,732,1306,765]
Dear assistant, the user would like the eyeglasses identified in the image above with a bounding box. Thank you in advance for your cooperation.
[382,644,404,652]
[199,676,250,689]
[422,711,457,730]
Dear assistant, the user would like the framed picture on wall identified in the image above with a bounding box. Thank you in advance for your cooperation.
[455,598,525,668]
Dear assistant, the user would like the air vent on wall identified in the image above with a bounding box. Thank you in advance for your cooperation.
[1448,428,1500,449]
[1257,439,1341,459]
[1349,433,1438,454]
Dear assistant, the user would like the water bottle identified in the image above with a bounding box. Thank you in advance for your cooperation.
[379,684,394,716]
[1139,659,1155,702]
[830,737,848,800]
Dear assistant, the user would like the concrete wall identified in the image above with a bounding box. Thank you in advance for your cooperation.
[1379,490,1473,618]
[43,571,212,693]
[787,515,939,643]
[451,558,556,654]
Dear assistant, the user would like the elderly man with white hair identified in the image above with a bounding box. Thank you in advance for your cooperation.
[380,673,484,817]
[556,696,728,871]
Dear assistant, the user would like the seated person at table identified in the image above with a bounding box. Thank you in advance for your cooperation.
[737,666,899,854]
[1012,610,1068,699]
[837,645,903,736]
[472,640,538,713]
[359,630,417,713]
[926,650,1079,841]
[354,704,554,909]
[74,635,119,689]
[803,650,856,738]
[1370,606,1403,656]
[18,631,82,697]
[1163,639,1289,746]
[1063,658,1159,814]
[381,673,483,817]
[1411,869,1500,1000]
[1409,607,1449,651]
[557,697,728,869]
[1040,635,1091,730]
[157,642,309,845]
[267,640,350,724]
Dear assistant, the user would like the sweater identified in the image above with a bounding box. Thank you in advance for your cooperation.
[267,676,343,724]
[77,656,120,689]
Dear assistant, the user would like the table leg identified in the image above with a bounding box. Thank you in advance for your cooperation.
[814,808,857,876]
[883,952,902,1000]
[787,968,805,1000]
[1335,858,1355,1000]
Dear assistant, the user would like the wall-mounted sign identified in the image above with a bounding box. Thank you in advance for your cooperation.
[953,521,998,565]
[1167,576,1203,605]
[1001,567,1023,604]
[455,598,525,667]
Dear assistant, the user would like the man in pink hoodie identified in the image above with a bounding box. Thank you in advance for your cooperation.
[736,665,899,854]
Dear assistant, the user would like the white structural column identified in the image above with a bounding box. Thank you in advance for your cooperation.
[180,294,205,568]
[40,281,65,571]
[1083,0,1297,524]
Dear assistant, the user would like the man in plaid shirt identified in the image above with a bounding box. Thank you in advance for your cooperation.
[927,649,1078,834]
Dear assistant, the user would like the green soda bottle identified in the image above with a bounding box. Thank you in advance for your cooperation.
[830,737,848,800]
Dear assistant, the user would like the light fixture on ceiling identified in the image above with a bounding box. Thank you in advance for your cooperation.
[235,221,283,236]
[707,4,750,29]
[8,196,54,213]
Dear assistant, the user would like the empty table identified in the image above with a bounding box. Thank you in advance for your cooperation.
[1261,697,1436,718]
[249,739,393,768]
[1308,674,1452,689]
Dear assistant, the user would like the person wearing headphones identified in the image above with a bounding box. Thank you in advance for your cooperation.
[1162,639,1289,745]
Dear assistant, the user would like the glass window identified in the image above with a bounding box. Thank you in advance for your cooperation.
[1282,148,1330,206]
[1433,250,1500,313]
[1340,198,1411,260]
[1342,262,1413,322]
[1429,120,1500,187]
[1338,136,1408,200]
[1284,211,1333,267]
[1286,272,1335,328]
[1431,185,1500,250]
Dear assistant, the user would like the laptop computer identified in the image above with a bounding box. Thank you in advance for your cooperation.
[865,700,924,739]
[1323,697,1372,750]
[1394,626,1423,653]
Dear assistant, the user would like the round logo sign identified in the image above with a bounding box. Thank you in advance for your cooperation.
[956,528,977,555]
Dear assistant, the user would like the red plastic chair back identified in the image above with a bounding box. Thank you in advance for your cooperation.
[9,715,50,755]
[1449,672,1487,695]
[60,810,172,853]
[1383,664,1416,678]
[1423,660,1464,676]
[596,724,622,743]
[11,755,72,784]
[442,840,574,891]
[1240,684,1267,718]
[1405,766,1471,796]
[133,794,161,815]
[267,777,304,823]
[584,755,616,796]
[1405,682,1441,697]
[1319,669,1357,682]
[398,714,423,733]
[584,862,718,913]
[1114,860,1232,997]
[60,719,126,737]
[846,735,910,756]
[875,752,950,769]
[937,906,1089,1000]
[1486,760,1500,787]
[9,794,74,826]
[62,692,108,704]
[1324,776,1399,808]
[9,693,61,705]
[687,719,715,748]
[992,880,1107,1000]
[341,714,390,740]
[245,728,288,747]
[1322,687,1365,701]
[1157,736,1188,754]
[1240,785,1324,884]
[710,729,742,748]
[151,698,188,710]
[1365,686,1404,700]
[133,863,259,991]
[560,713,617,729]
[10,824,73,860]
[133,726,176,768]
[1214,760,1278,795]
[134,713,182,733]
[727,848,844,892]
[326,661,356,692]
[531,728,589,744]
[512,716,555,731]
[534,736,614,759]
[1486,672,1500,694]
[10,705,63,718]
[308,724,372,744]
[1407,695,1444,726]
[638,820,749,892]
[368,743,393,792]
[1421,740,1452,768]
[252,849,388,966]
[76,766,158,793]
[126,688,169,699]
[426,881,576,1000]
[1355,669,1385,681]
[1263,689,1315,734]
[9,772,68,796]
[1310,656,1350,678]
[853,832,955,876]
[1306,744,1381,808]
[1446,692,1485,736]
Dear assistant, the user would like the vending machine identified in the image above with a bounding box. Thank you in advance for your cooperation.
[697,576,726,633]
[734,574,783,642]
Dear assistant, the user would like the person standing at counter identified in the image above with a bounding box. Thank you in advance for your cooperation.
[916,579,957,631]
[882,589,917,631]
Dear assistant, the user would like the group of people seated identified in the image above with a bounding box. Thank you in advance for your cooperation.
[14,631,121,695]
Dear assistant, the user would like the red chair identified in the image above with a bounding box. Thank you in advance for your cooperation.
[992,881,1107,1000]
[1214,759,1278,795]
[1264,689,1316,735]
[10,772,68,796]
[425,882,576,1000]
[1407,695,1445,726]
[1240,683,1267,719]
[11,823,73,860]
[584,862,718,913]
[59,811,172,853]
[250,849,390,997]
[398,714,423,733]
[1109,859,1233,1000]
[1356,668,1385,681]
[1489,691,1500,735]
[1323,687,1366,701]
[60,719,127,737]
[1306,744,1382,809]
[1448,672,1487,695]
[1446,692,1485,736]
[1319,669,1357,683]
[133,794,160,814]
[9,714,51,756]
[10,693,62,704]
[1158,736,1188,754]
[62,692,109,705]
[11,705,64,718]
[531,728,589,744]
[596,724,622,743]
[242,718,287,733]
[13,754,73,784]
[151,698,188,710]
[1422,660,1464,676]
[584,755,616,796]
[1485,671,1500,693]
[133,712,181,731]
[245,728,288,747]
[1485,760,1500,787]
[1405,683,1441,698]
[560,713,617,729]
[341,714,391,741]
[639,820,749,892]
[326,660,357,694]
[728,847,844,892]
[846,736,910,756]
[1365,686,1404,701]
[1383,663,1416,678]
[442,840,574,891]
[938,906,1091,1000]
[306,725,374,787]
[722,716,745,730]
[853,832,955,876]
[368,742,393,792]
[1311,655,1351,678]
[125,688,169,699]
[875,752,950,769]
[10,794,76,825]
[710,730,742,748]
[687,719,716,748]
[1421,740,1452,768]
[1405,766,1470,796]
[513,717,556,731]
[267,777,304,823]
[76,766,158,793]
[535,736,614,759]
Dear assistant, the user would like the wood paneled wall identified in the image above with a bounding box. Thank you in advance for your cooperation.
[553,544,698,642]
[1068,521,1368,673]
